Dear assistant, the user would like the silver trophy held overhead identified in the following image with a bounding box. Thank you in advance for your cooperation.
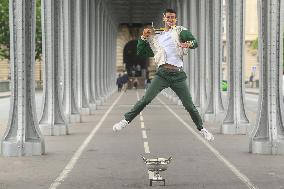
[141,155,172,186]
[152,22,164,34]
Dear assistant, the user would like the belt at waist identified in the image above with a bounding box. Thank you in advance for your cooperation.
[159,64,183,72]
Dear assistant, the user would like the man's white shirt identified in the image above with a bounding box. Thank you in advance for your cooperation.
[157,30,183,68]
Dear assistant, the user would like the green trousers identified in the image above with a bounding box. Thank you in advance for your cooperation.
[124,67,203,131]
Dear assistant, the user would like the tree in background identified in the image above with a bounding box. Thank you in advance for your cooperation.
[0,0,9,59]
[0,0,42,60]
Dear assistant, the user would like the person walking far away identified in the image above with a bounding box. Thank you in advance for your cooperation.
[116,73,123,92]
[133,77,139,89]
[113,9,214,141]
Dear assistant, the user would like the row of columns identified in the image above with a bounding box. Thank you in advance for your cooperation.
[163,0,284,155]
[1,0,118,156]
[1,0,283,156]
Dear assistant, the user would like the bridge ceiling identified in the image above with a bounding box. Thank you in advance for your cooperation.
[107,0,167,24]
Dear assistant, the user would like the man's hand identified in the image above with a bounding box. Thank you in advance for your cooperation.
[142,28,154,38]
[179,41,194,48]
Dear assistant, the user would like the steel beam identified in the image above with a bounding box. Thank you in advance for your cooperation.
[221,0,249,134]
[1,0,45,156]
[194,0,207,114]
[188,0,198,99]
[204,0,225,121]
[70,0,80,122]
[80,0,91,114]
[249,0,284,154]
[88,0,97,112]
[39,0,69,136]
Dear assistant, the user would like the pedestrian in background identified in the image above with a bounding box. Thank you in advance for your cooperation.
[116,73,123,92]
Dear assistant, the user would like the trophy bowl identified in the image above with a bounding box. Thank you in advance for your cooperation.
[141,155,172,186]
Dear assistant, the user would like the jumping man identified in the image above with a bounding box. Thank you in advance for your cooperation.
[113,9,214,141]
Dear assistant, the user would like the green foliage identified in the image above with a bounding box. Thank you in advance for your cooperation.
[0,0,42,60]
[0,0,9,59]
[35,0,42,60]
[251,38,258,49]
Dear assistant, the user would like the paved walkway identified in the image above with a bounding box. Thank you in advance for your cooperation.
[0,89,283,189]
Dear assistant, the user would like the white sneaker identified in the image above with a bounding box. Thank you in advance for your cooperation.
[199,128,214,141]
[113,119,128,131]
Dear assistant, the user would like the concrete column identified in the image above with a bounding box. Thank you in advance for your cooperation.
[80,0,91,114]
[39,0,69,136]
[204,0,225,121]
[221,0,249,134]
[249,0,284,154]
[188,0,198,99]
[1,0,45,156]
[194,0,207,113]
[88,0,97,111]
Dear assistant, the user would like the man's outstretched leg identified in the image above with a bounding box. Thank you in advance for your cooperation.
[170,78,214,141]
[113,74,170,131]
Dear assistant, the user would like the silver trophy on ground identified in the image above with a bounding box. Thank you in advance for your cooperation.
[141,155,173,186]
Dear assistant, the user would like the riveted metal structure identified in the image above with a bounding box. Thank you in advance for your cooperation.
[2,0,45,156]
[2,0,284,156]
[204,0,224,121]
[39,0,69,136]
[249,0,284,155]
[194,0,207,114]
[221,0,250,134]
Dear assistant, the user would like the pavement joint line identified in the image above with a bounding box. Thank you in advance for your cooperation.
[49,92,124,189]
[157,97,259,189]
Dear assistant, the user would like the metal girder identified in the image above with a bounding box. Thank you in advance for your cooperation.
[88,0,98,110]
[249,0,284,155]
[106,0,167,24]
[194,0,207,113]
[189,0,198,100]
[62,0,81,123]
[2,0,45,156]
[39,0,69,136]
[204,0,224,121]
[221,0,250,134]
[81,0,91,114]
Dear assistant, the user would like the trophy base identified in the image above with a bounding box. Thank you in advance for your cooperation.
[150,178,165,186]
[149,172,165,186]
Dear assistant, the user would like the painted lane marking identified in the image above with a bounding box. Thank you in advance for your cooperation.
[142,130,147,139]
[144,141,150,154]
[157,97,258,189]
[136,91,152,179]
[49,93,124,189]
[141,121,145,129]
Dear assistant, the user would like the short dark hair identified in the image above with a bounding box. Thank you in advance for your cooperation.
[163,9,176,15]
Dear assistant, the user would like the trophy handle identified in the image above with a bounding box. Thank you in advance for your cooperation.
[166,157,173,163]
[141,154,147,163]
